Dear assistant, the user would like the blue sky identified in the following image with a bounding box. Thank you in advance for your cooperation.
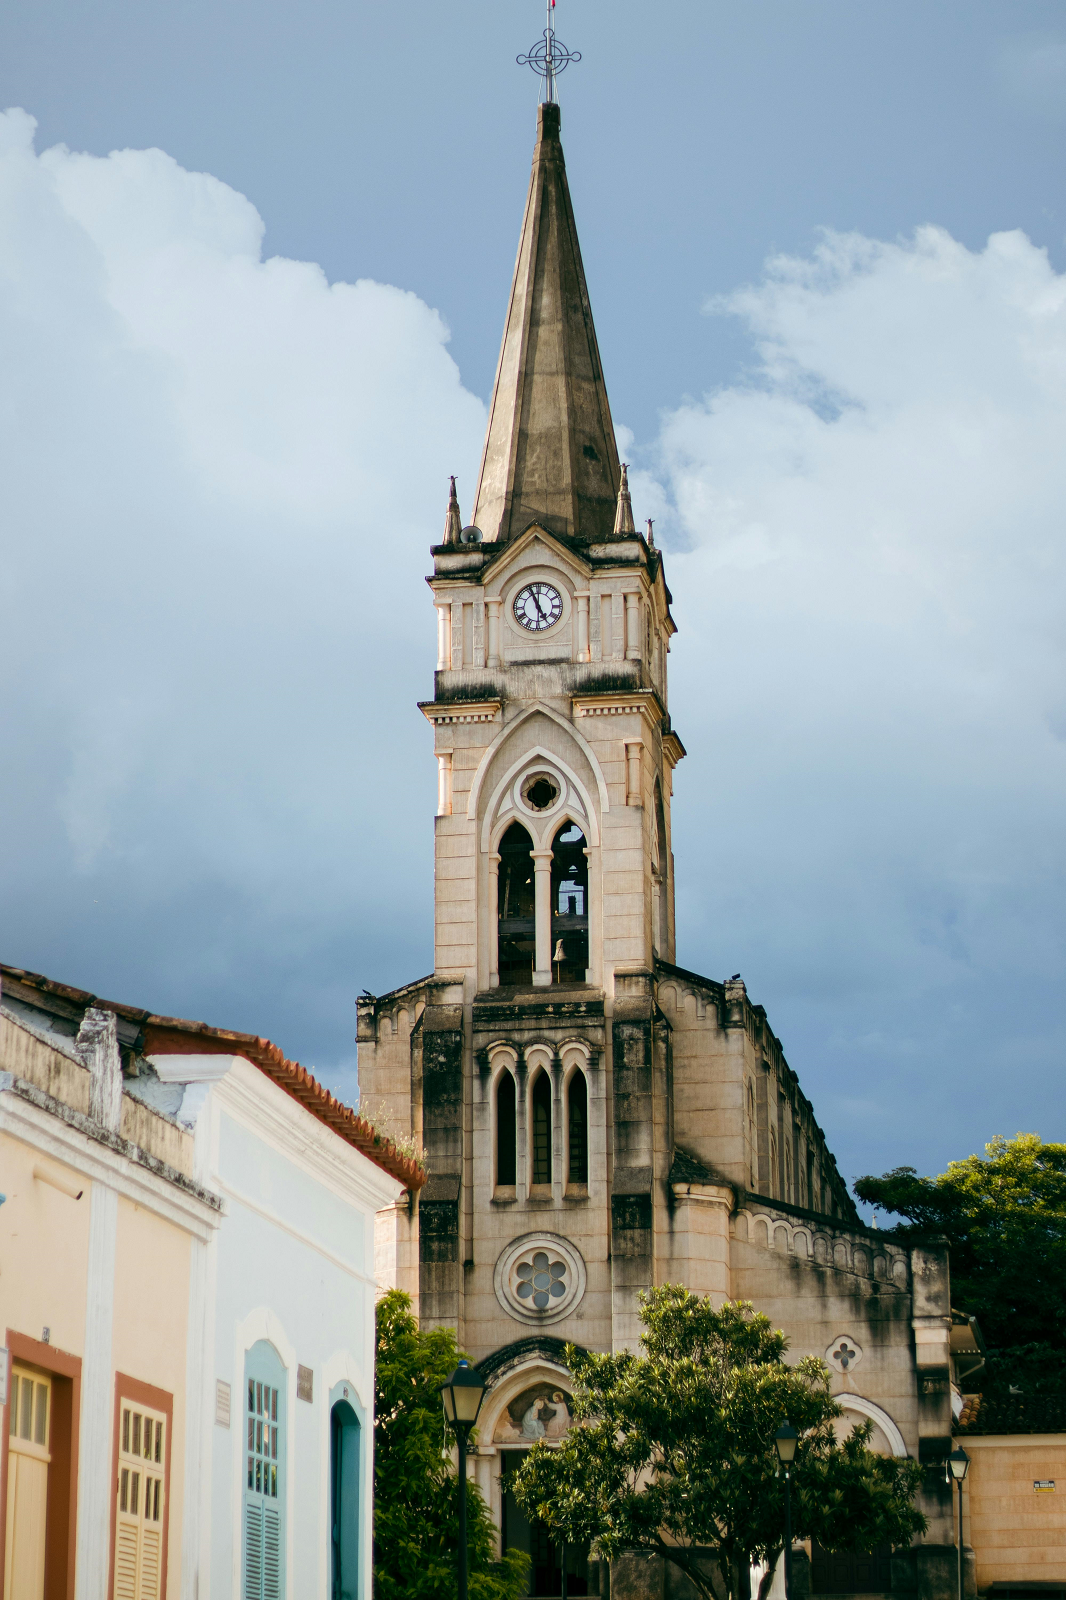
[1,2,1065,1191]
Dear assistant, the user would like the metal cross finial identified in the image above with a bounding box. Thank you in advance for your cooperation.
[518,0,581,104]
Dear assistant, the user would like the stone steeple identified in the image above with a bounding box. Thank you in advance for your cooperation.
[470,101,621,546]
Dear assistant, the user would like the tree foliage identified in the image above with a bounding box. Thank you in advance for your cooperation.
[373,1290,528,1600]
[854,1133,1066,1379]
[511,1286,924,1600]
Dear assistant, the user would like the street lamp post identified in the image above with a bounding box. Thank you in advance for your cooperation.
[948,1447,970,1600]
[441,1359,487,1600]
[775,1423,799,1600]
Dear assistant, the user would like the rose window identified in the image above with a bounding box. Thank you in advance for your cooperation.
[515,1252,567,1310]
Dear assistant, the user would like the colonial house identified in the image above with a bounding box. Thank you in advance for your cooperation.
[360,101,963,1600]
[0,961,422,1600]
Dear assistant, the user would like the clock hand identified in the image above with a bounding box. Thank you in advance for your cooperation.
[531,590,546,621]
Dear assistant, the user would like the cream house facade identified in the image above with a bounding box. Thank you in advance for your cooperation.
[0,963,419,1600]
[361,101,963,1600]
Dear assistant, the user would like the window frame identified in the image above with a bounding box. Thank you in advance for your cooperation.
[529,1070,553,1189]
[242,1340,287,1600]
[564,1067,589,1189]
[494,1066,518,1191]
[0,1331,81,1600]
[107,1373,174,1600]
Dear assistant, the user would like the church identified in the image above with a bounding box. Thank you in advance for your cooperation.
[361,99,964,1600]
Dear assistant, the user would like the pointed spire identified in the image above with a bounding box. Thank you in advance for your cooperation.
[443,475,462,545]
[613,463,636,535]
[471,102,621,545]
[646,518,655,548]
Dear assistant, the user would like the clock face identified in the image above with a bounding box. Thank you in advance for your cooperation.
[513,583,563,632]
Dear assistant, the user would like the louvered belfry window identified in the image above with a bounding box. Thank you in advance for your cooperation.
[243,1343,285,1600]
[114,1399,166,1600]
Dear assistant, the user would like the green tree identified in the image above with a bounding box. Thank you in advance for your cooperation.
[374,1289,528,1600]
[512,1286,924,1600]
[854,1133,1066,1390]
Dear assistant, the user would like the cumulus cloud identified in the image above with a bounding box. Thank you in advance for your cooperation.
[0,108,485,1087]
[654,224,1066,1174]
[2,105,1062,1176]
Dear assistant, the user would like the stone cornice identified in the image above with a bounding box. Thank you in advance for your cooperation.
[571,687,666,733]
[419,699,502,725]
[663,730,687,766]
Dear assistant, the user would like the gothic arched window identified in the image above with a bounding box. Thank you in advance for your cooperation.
[498,822,535,987]
[769,1131,778,1199]
[496,1071,517,1188]
[550,822,588,984]
[531,1071,552,1186]
[567,1071,588,1185]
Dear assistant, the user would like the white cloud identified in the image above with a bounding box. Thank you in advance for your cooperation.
[2,104,1063,1175]
[653,224,1066,1172]
[0,108,486,1078]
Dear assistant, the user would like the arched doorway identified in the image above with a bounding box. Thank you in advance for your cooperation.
[494,1382,589,1596]
[330,1400,360,1600]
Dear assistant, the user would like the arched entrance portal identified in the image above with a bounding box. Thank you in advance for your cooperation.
[492,1380,590,1596]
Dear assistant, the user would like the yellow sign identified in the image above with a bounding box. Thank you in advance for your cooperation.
[1034,1480,1056,1493]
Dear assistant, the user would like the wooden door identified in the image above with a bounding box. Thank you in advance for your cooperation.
[4,1366,52,1600]
[113,1400,166,1600]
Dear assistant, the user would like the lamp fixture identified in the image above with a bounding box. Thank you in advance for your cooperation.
[440,1359,486,1430]
[774,1422,799,1465]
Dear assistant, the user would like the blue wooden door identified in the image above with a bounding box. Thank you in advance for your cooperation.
[330,1400,360,1600]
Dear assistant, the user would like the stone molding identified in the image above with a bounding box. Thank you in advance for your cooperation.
[734,1203,910,1288]
[419,699,501,725]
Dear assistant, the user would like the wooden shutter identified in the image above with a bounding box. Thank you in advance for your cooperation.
[4,1366,52,1600]
[242,1352,285,1600]
[113,1401,166,1600]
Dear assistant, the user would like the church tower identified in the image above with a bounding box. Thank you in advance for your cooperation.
[360,100,957,1598]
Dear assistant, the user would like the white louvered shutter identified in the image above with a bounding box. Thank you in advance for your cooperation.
[242,1358,285,1600]
[113,1401,166,1600]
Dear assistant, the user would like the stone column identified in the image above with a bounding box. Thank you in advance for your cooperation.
[488,852,501,988]
[532,848,553,986]
[450,600,464,671]
[436,605,451,671]
[486,598,502,667]
[575,592,590,662]
[625,740,643,806]
[625,591,641,660]
[437,752,452,817]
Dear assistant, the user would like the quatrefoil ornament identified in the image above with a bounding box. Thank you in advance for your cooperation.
[826,1336,863,1373]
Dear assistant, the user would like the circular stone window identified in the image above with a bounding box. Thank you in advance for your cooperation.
[516,1251,567,1309]
[521,773,560,812]
[495,1233,587,1326]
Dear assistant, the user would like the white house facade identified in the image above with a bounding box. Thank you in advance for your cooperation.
[1,963,421,1600]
